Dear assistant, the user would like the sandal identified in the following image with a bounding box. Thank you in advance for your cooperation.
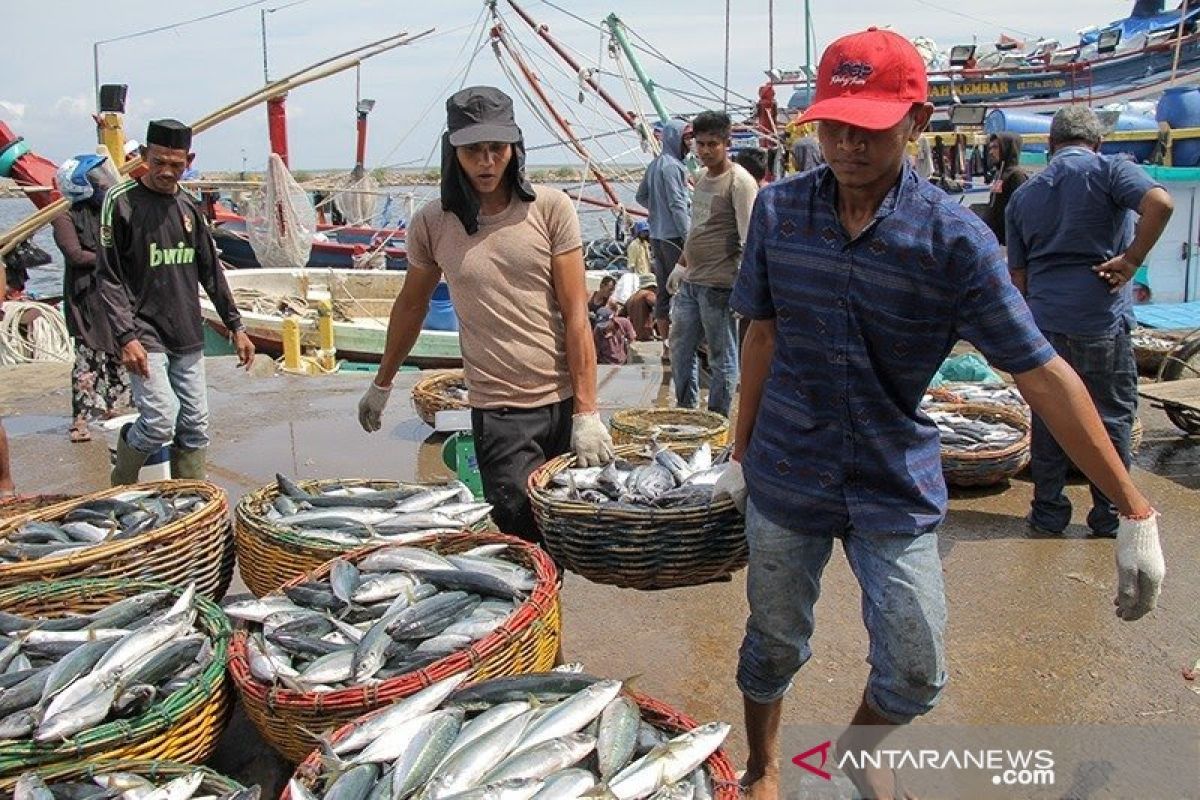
[69,421,92,443]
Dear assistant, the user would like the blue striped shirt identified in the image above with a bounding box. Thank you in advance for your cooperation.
[731,165,1055,535]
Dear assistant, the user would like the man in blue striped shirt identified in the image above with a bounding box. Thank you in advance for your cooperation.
[718,29,1166,800]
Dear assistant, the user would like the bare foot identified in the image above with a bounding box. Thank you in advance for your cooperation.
[742,766,780,800]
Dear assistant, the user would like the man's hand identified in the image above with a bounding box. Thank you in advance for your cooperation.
[121,340,150,379]
[571,412,614,467]
[667,266,688,295]
[714,459,747,514]
[233,330,255,370]
[357,381,392,433]
[1093,253,1139,294]
[1115,511,1165,621]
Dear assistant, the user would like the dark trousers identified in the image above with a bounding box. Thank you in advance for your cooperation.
[1030,327,1137,535]
[650,237,683,321]
[471,397,574,545]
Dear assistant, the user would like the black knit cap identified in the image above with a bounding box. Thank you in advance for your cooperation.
[146,119,192,151]
[446,87,521,147]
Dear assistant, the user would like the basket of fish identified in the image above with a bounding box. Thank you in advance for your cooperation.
[412,370,470,427]
[0,481,234,600]
[930,403,1031,488]
[225,531,561,763]
[527,442,745,591]
[0,579,232,776]
[0,495,75,524]
[1132,328,1185,376]
[6,760,256,799]
[235,475,493,597]
[925,382,1028,414]
[609,408,730,449]
[283,671,739,800]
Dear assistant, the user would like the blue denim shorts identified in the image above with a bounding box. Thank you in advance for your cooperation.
[736,498,948,723]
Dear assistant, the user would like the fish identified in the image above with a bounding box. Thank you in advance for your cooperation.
[550,446,731,508]
[597,695,641,779]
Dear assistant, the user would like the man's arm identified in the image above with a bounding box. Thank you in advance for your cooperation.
[732,174,758,247]
[551,246,599,414]
[667,165,691,237]
[1094,187,1173,290]
[1005,195,1028,295]
[50,216,96,268]
[96,194,148,378]
[732,319,775,462]
[635,172,650,208]
[374,266,442,388]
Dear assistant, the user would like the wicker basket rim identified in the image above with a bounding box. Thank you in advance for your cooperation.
[228,531,559,708]
[610,407,729,430]
[929,401,1030,463]
[411,370,467,398]
[16,759,243,793]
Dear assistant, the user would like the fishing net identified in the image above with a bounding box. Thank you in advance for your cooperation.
[333,171,378,227]
[245,153,317,268]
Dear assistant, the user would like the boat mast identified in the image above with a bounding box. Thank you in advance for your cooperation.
[604,14,671,126]
[723,0,731,110]
[769,0,774,74]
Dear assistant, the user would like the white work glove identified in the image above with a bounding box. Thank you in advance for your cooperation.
[571,412,614,467]
[714,459,747,514]
[1114,511,1164,621]
[357,382,392,433]
[666,266,687,295]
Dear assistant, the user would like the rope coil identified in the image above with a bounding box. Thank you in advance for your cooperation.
[0,301,72,366]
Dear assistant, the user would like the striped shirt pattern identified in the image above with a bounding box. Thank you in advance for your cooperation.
[732,164,1055,535]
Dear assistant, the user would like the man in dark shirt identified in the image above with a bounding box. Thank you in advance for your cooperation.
[98,119,252,484]
[1007,106,1173,538]
[719,30,1166,800]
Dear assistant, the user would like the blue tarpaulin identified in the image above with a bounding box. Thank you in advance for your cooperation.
[1133,301,1200,329]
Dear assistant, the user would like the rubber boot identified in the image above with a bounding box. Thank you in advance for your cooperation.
[170,446,207,480]
[111,432,150,486]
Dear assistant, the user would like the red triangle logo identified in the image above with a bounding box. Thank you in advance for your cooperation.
[792,739,834,781]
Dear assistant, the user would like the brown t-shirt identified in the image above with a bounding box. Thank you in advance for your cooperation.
[405,187,583,409]
[682,163,758,289]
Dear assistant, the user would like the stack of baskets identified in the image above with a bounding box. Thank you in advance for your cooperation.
[283,681,740,799]
[411,369,469,426]
[227,531,562,762]
[935,403,1031,488]
[0,760,247,796]
[0,481,234,600]
[528,444,746,590]
[0,578,232,777]
[609,407,729,448]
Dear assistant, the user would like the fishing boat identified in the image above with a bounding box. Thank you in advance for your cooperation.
[209,215,410,271]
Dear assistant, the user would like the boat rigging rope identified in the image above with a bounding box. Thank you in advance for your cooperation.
[0,301,72,366]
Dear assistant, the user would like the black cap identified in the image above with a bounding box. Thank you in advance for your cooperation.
[146,119,192,151]
[446,87,521,147]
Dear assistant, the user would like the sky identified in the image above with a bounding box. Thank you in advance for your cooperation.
[0,1,1120,171]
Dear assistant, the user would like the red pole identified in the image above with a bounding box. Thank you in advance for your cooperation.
[0,122,61,210]
[267,95,290,167]
[355,112,369,171]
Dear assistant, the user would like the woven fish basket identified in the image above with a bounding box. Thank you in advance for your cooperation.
[227,531,562,763]
[935,403,1031,488]
[0,759,246,796]
[527,443,746,590]
[0,579,233,777]
[283,681,739,800]
[609,407,730,448]
[0,481,234,601]
[411,369,469,426]
[235,477,489,598]
[0,494,75,523]
[1132,330,1184,376]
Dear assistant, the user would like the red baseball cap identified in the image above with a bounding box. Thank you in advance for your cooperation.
[798,27,928,131]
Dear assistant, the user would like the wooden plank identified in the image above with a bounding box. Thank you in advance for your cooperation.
[1138,378,1200,404]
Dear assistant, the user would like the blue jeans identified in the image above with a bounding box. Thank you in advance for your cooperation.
[1030,328,1137,535]
[127,351,210,454]
[736,498,948,723]
[669,281,738,416]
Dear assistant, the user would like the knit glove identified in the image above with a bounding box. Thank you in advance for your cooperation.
[357,382,392,433]
[714,459,747,515]
[1115,511,1164,621]
[666,266,687,295]
[571,412,614,467]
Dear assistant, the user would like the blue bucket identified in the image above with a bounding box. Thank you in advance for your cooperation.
[1156,86,1200,167]
[423,282,459,333]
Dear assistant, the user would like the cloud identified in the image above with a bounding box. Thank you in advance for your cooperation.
[53,95,92,117]
[0,100,25,119]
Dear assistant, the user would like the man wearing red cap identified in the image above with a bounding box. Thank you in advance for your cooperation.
[716,28,1165,798]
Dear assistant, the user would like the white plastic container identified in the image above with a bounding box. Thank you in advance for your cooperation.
[97,414,171,482]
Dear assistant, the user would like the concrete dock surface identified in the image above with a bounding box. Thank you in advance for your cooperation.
[1,356,1197,795]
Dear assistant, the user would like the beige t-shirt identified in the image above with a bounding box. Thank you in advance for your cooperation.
[405,186,582,409]
[682,163,758,289]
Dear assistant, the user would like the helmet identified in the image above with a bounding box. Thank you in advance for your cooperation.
[55,154,108,203]
[633,220,650,235]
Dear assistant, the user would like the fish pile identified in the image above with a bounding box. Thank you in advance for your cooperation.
[543,443,731,509]
[13,769,259,800]
[928,408,1025,452]
[441,380,469,404]
[225,544,536,691]
[259,476,493,548]
[289,671,729,800]
[1131,329,1177,353]
[0,490,207,564]
[0,585,214,743]
[924,383,1027,410]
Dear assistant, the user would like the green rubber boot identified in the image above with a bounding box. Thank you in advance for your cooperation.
[170,446,207,480]
[111,433,149,486]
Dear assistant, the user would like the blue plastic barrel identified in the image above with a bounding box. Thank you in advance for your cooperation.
[1156,86,1200,167]
[423,282,459,332]
[984,109,1052,152]
[1100,114,1158,162]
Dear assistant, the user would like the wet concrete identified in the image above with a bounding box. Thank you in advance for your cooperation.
[1,357,1198,794]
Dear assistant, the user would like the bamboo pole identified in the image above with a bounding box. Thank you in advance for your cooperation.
[0,29,433,256]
